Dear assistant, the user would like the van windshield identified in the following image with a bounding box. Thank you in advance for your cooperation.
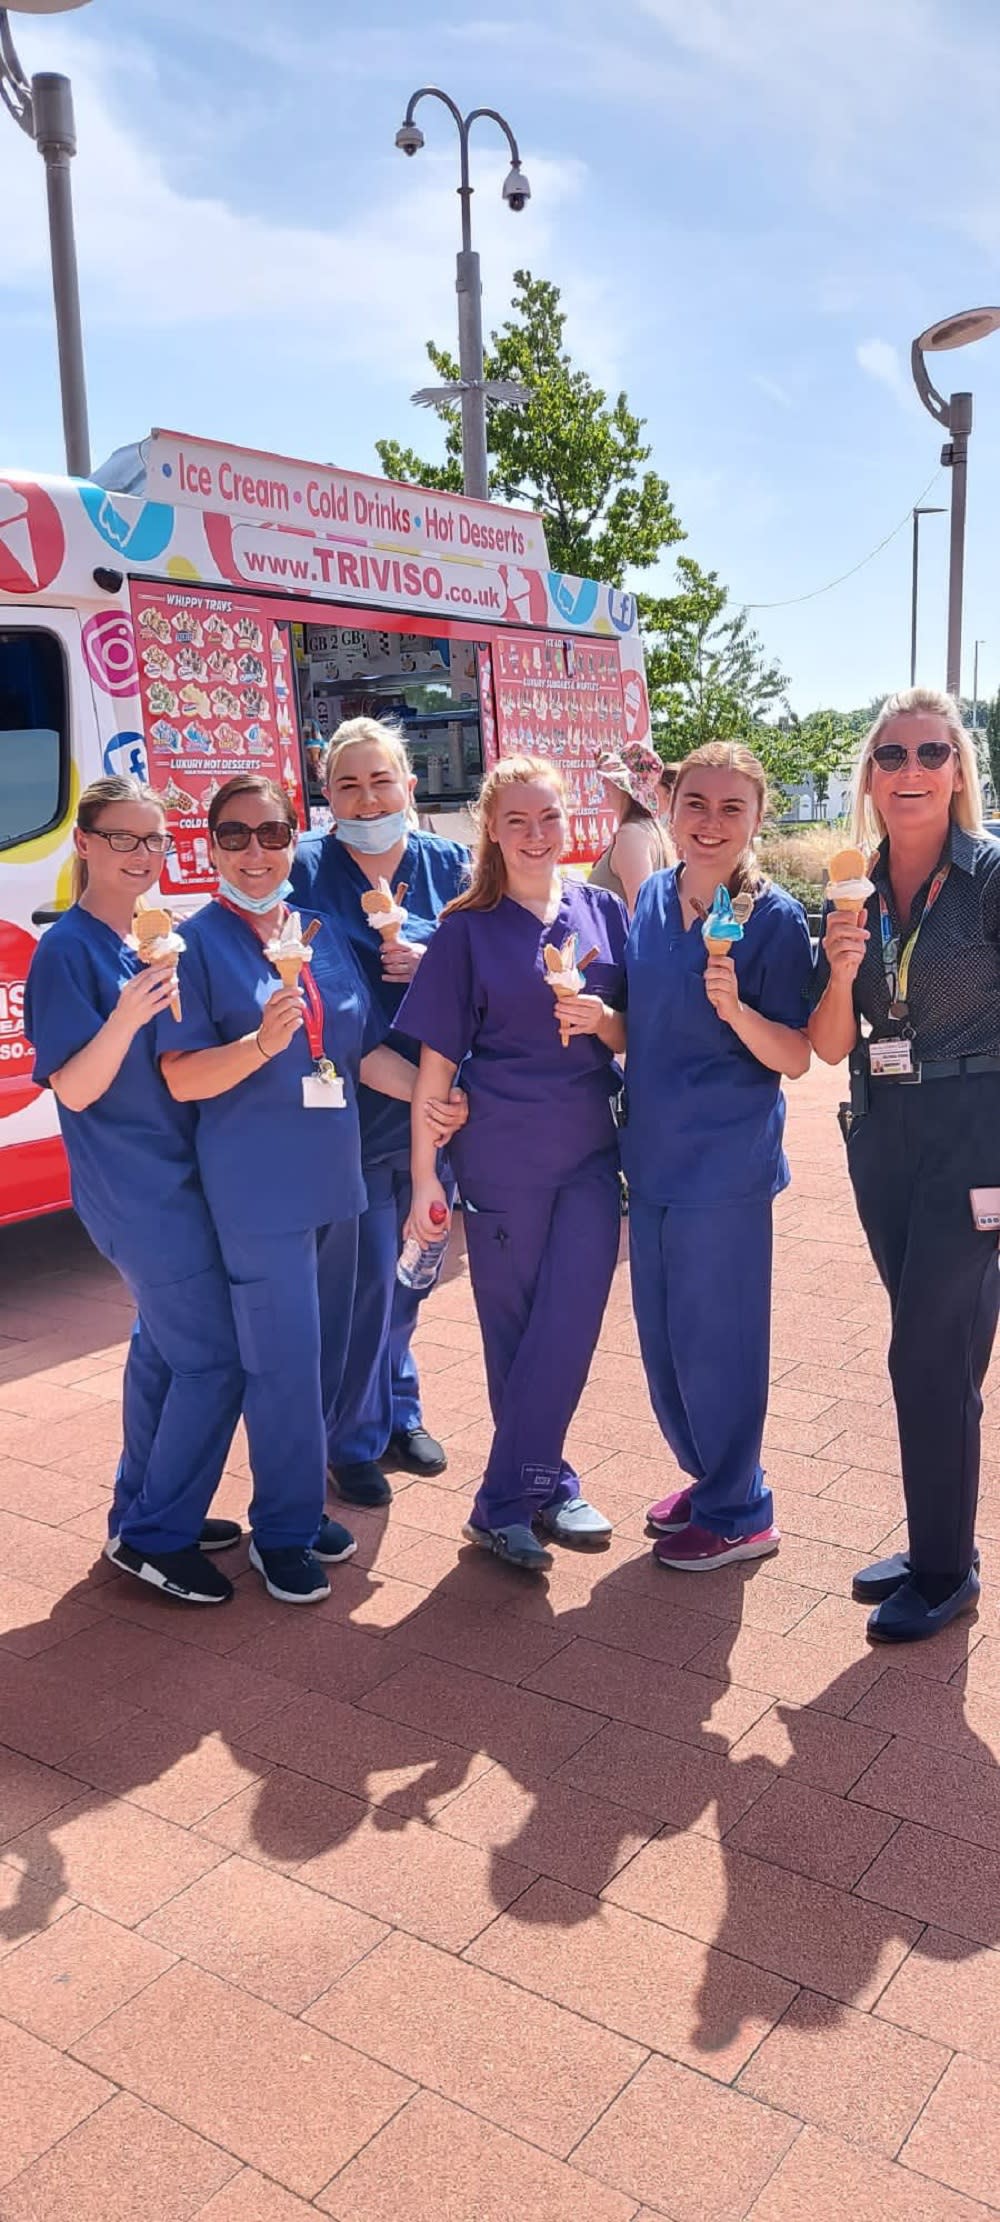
[0,629,67,852]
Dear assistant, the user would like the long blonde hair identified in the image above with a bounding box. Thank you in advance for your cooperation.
[669,741,769,896]
[444,756,567,916]
[71,776,166,903]
[850,688,983,847]
[323,716,419,828]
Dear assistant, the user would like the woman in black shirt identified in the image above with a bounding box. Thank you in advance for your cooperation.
[810,686,1000,1643]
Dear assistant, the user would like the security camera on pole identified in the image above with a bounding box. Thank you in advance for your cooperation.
[395,88,531,502]
[0,0,92,478]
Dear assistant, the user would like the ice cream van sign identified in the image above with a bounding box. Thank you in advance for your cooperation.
[0,921,41,1119]
[151,429,550,567]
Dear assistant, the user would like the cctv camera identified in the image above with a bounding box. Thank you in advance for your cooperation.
[502,165,531,212]
[395,122,425,157]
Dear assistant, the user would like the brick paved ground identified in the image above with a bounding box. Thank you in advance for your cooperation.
[0,1060,998,2221]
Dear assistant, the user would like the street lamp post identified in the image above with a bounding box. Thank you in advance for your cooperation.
[911,306,1000,701]
[0,0,91,479]
[973,638,986,738]
[395,88,531,502]
[909,504,946,687]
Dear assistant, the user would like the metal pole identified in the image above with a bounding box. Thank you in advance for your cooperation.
[945,391,972,701]
[973,639,982,736]
[456,249,487,502]
[910,510,919,688]
[32,71,90,478]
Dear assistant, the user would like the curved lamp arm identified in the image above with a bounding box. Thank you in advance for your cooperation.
[0,10,34,133]
[910,338,951,431]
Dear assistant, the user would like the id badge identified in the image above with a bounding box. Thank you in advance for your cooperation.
[869,1039,916,1080]
[302,1068,345,1110]
[970,1187,1000,1232]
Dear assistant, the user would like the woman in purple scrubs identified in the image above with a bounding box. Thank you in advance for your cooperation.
[399,756,625,1570]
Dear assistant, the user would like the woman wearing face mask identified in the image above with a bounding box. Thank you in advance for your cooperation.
[289,717,469,1507]
[22,777,245,1607]
[625,742,813,1573]
[400,756,624,1571]
[159,774,463,1605]
[810,688,1000,1643]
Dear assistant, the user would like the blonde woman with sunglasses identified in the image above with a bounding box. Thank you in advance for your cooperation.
[810,687,1000,1643]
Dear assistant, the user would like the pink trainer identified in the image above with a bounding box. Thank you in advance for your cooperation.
[646,1487,694,1533]
[653,1521,780,1572]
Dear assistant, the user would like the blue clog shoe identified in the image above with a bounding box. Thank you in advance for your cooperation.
[867,1569,981,1644]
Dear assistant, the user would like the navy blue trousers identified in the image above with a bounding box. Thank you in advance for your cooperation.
[110,1257,244,1557]
[464,1158,620,1531]
[219,1218,358,1549]
[629,1194,775,1537]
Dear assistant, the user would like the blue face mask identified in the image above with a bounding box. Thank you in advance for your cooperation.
[217,874,294,917]
[333,810,410,857]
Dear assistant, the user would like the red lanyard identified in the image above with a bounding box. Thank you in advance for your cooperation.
[298,963,327,1066]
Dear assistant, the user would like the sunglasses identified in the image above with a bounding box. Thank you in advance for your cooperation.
[870,741,955,772]
[213,820,294,852]
[86,829,174,855]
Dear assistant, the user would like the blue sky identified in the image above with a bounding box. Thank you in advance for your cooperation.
[3,0,1000,711]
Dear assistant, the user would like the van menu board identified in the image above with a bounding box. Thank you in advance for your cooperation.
[491,631,627,863]
[129,582,305,894]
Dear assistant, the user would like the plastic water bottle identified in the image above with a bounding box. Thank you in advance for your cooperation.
[397,1201,450,1292]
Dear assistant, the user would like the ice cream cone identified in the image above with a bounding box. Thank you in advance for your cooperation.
[826,846,875,912]
[361,878,408,944]
[274,955,304,990]
[131,904,184,1020]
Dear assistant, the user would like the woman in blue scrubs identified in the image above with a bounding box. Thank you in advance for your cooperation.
[624,741,813,1573]
[160,773,463,1605]
[290,717,469,1506]
[401,756,624,1571]
[23,776,244,1607]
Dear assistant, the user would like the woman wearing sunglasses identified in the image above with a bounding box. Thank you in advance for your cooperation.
[23,777,245,1606]
[289,717,470,1508]
[810,687,1000,1642]
[158,774,463,1605]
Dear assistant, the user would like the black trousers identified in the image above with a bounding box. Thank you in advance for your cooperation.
[847,1073,1000,1578]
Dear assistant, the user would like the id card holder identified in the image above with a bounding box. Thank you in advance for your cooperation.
[970,1188,1000,1232]
[869,1040,918,1081]
[302,1063,345,1110]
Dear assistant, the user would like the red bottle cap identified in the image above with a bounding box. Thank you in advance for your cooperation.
[429,1202,448,1226]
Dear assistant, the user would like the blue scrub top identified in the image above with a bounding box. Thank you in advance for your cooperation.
[23,905,217,1280]
[397,878,628,1202]
[622,869,813,1207]
[290,829,470,1165]
[158,901,383,1237]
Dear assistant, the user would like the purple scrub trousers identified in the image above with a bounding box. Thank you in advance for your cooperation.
[465,1155,621,1531]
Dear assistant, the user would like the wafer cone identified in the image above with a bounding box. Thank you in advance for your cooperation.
[274,955,304,990]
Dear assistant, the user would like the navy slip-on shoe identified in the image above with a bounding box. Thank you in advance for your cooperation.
[867,1569,981,1644]
[854,1546,981,1604]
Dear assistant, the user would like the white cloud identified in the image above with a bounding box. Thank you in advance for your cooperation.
[753,375,793,410]
[856,338,914,413]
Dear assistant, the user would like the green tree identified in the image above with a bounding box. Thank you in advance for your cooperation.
[784,707,863,814]
[376,270,682,584]
[986,693,1000,805]
[640,557,788,762]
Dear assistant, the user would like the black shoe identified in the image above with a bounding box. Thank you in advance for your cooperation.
[853,1545,981,1604]
[198,1518,242,1552]
[385,1427,447,1476]
[313,1516,358,1564]
[248,1542,330,1604]
[328,1460,392,1507]
[867,1569,981,1644]
[105,1536,233,1605]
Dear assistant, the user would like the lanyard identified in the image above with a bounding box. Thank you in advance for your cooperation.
[878,864,949,1019]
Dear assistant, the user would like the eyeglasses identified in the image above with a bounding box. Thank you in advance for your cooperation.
[871,741,955,772]
[85,829,174,855]
[213,820,294,852]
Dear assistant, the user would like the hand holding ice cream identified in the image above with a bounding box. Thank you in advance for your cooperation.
[543,933,600,1046]
[129,902,184,1021]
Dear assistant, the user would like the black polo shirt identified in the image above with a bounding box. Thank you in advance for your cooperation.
[813,823,1000,1060]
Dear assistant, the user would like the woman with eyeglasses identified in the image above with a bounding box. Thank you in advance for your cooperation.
[810,687,1000,1643]
[289,718,470,1508]
[22,776,245,1607]
[159,774,464,1605]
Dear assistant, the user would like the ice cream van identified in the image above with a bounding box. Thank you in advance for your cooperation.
[0,427,652,1225]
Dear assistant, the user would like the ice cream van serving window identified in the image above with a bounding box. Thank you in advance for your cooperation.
[0,630,69,854]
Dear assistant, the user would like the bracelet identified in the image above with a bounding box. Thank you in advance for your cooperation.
[254,1029,273,1062]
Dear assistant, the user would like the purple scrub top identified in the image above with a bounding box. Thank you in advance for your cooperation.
[397,878,627,1199]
